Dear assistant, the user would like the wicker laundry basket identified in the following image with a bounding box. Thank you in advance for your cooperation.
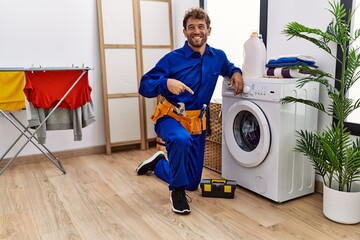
[204,103,222,173]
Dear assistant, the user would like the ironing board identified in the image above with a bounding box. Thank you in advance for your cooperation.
[0,67,93,175]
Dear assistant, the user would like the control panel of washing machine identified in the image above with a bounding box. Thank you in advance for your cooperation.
[222,78,283,102]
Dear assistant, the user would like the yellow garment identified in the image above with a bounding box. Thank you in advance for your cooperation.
[0,72,26,111]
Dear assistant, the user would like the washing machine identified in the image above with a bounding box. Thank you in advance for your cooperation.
[222,77,319,202]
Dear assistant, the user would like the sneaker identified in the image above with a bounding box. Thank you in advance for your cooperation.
[170,189,191,214]
[136,151,165,175]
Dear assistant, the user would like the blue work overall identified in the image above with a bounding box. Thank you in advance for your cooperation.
[138,41,241,191]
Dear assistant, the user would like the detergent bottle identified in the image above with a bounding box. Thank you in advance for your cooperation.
[242,32,267,78]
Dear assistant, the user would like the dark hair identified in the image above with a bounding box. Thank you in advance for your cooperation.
[183,7,211,29]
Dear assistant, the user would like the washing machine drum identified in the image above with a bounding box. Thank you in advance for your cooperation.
[224,100,271,167]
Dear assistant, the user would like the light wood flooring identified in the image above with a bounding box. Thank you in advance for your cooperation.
[0,148,359,240]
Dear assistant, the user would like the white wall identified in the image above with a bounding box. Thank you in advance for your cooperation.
[0,0,337,158]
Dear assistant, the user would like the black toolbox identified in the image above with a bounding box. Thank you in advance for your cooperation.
[200,179,236,199]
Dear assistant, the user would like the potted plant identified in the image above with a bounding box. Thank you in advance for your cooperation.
[281,1,360,224]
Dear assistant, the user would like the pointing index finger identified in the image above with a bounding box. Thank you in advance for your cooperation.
[184,85,194,94]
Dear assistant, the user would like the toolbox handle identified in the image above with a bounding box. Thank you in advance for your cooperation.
[211,179,226,183]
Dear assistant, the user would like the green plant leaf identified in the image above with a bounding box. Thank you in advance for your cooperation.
[283,22,334,54]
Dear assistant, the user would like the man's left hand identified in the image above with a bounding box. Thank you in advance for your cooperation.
[229,72,244,95]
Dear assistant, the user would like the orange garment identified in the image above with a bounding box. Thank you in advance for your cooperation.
[24,70,91,110]
[0,71,26,111]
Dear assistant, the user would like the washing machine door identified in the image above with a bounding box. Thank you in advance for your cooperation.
[224,100,271,167]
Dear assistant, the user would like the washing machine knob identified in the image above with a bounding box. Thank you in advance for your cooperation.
[243,85,251,94]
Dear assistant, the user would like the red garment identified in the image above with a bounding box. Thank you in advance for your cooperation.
[24,70,92,110]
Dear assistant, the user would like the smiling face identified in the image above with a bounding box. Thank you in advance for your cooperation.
[183,17,211,55]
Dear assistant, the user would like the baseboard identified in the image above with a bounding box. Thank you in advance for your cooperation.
[3,145,106,166]
[315,179,323,194]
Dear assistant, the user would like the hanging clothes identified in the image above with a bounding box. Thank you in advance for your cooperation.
[0,71,25,111]
[26,100,96,144]
[24,70,92,110]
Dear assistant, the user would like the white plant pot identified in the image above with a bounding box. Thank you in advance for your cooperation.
[323,184,360,224]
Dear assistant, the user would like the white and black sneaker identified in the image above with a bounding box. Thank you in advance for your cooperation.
[136,151,165,175]
[170,188,191,214]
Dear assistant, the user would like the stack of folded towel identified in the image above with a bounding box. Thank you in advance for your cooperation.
[265,55,317,78]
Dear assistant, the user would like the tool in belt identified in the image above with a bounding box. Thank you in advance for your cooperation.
[151,99,207,135]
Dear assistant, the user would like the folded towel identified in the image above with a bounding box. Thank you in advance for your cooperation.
[266,67,313,78]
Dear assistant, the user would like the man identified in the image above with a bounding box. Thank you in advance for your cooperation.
[136,7,243,214]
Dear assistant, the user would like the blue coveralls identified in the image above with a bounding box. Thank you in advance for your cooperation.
[139,41,241,191]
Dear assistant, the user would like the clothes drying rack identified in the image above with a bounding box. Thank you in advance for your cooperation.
[0,67,93,175]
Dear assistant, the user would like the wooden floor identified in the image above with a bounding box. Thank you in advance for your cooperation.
[0,148,359,240]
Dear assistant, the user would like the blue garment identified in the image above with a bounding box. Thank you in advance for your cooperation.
[266,57,318,68]
[139,41,241,190]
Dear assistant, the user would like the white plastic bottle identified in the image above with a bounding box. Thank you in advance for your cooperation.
[242,32,267,78]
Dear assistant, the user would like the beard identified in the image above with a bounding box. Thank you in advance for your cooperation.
[187,34,208,49]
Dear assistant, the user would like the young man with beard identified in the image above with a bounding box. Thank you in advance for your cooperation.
[136,7,243,214]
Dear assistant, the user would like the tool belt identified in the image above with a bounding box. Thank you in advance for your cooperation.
[151,100,206,135]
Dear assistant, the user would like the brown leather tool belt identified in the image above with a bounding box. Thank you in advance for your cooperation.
[151,99,206,135]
